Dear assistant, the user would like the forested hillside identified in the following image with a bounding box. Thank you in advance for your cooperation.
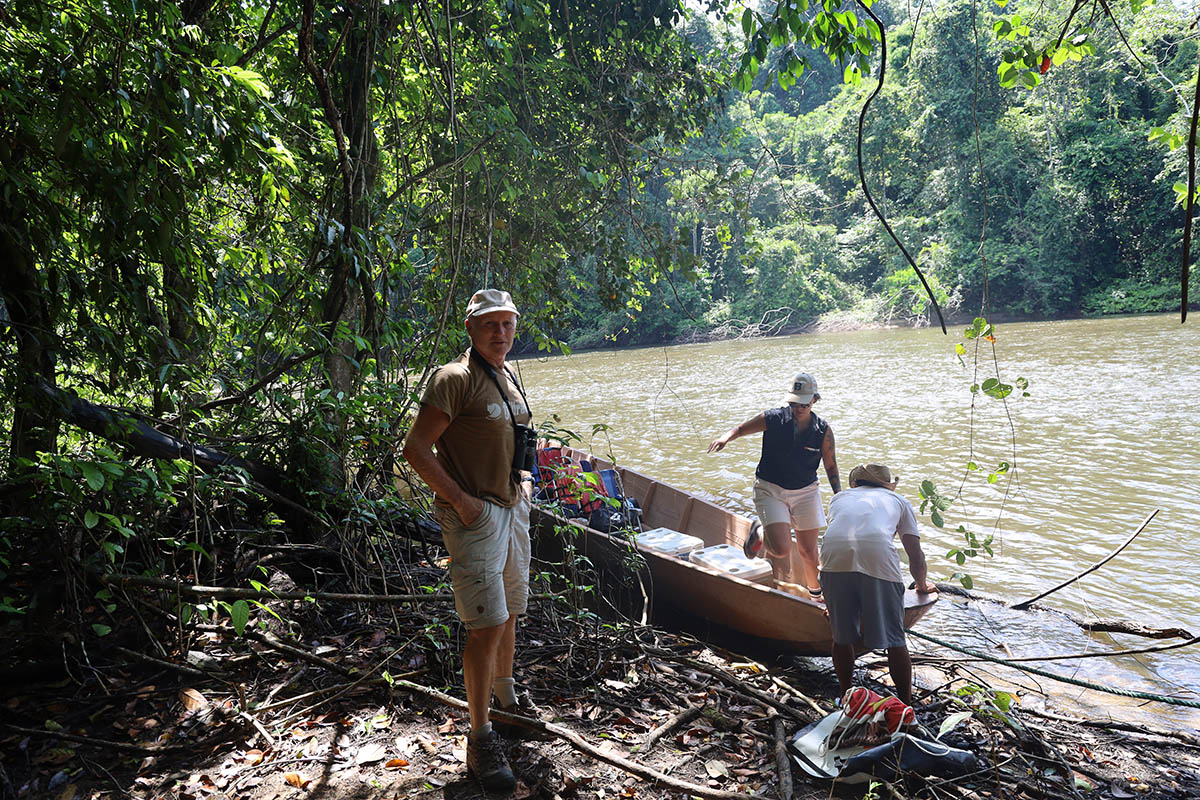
[564,0,1197,348]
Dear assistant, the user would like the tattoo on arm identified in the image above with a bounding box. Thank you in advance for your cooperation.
[823,427,840,492]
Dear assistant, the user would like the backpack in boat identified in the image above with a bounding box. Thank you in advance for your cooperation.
[587,497,642,533]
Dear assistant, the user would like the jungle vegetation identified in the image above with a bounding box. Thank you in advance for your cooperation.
[566,0,1199,348]
[0,0,1195,637]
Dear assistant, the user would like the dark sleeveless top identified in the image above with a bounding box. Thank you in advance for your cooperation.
[755,408,828,490]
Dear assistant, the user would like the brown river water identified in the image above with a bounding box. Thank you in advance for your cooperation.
[512,313,1200,730]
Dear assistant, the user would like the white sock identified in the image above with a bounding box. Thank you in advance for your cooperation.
[492,676,517,708]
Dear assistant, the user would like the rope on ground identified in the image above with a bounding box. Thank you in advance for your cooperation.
[906,628,1200,709]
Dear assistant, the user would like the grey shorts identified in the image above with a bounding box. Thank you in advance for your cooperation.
[435,496,531,630]
[820,571,907,649]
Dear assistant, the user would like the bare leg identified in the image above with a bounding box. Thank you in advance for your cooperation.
[831,642,856,698]
[463,621,507,730]
[794,527,821,593]
[764,522,800,593]
[493,614,517,680]
[886,646,913,705]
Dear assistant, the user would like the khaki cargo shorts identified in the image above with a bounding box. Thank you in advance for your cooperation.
[435,496,531,630]
[753,478,826,530]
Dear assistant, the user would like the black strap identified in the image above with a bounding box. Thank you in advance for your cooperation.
[468,348,531,425]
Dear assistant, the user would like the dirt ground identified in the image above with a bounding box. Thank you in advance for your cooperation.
[4,580,1200,800]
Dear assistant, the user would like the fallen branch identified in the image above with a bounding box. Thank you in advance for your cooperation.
[393,680,767,800]
[934,581,1192,640]
[104,573,454,604]
[911,635,1200,664]
[633,705,702,754]
[770,675,828,717]
[1021,707,1200,748]
[197,623,355,676]
[236,709,276,747]
[1010,510,1158,610]
[4,724,194,754]
[770,710,793,800]
[1077,619,1194,639]
[104,573,565,605]
[112,644,209,678]
[643,645,808,722]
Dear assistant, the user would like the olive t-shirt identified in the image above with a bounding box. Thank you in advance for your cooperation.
[420,350,531,508]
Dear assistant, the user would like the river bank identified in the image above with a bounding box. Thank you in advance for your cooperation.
[3,560,1198,800]
[535,307,1191,358]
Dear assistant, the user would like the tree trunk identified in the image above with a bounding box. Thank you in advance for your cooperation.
[0,215,58,469]
[309,0,383,487]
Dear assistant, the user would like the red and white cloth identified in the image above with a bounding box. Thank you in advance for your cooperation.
[823,687,916,752]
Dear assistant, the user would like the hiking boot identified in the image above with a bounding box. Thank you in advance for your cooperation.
[467,724,515,792]
[743,520,764,559]
[491,691,549,740]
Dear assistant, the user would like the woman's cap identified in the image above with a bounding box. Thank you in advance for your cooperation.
[465,288,520,321]
[784,372,818,404]
[850,463,897,487]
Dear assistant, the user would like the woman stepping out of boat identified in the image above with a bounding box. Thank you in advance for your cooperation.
[707,372,841,601]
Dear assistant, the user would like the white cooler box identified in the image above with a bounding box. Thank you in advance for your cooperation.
[690,543,773,584]
[634,527,703,557]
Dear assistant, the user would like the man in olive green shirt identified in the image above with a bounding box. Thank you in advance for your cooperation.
[402,289,534,791]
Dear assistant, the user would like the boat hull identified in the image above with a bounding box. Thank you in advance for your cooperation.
[530,449,937,656]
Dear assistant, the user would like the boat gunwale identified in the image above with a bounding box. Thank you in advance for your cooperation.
[533,446,938,617]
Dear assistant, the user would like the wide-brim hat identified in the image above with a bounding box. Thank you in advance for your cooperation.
[784,372,818,405]
[849,463,897,487]
[465,288,520,321]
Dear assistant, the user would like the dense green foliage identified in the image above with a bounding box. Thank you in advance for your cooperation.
[0,0,1194,627]
[0,0,723,615]
[565,0,1196,348]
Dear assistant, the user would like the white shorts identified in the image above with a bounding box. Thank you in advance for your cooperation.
[753,478,826,531]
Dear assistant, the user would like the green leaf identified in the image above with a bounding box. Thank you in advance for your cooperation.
[993,691,1015,712]
[741,8,753,37]
[84,510,99,529]
[91,623,112,637]
[938,710,973,738]
[81,463,105,491]
[248,599,282,623]
[229,599,250,635]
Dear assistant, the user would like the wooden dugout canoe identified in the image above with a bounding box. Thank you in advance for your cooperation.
[529,447,938,656]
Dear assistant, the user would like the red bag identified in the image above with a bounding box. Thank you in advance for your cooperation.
[841,686,915,736]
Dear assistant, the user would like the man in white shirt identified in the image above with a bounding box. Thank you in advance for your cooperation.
[819,463,938,704]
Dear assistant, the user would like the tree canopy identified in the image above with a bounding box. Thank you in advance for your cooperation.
[0,0,1196,598]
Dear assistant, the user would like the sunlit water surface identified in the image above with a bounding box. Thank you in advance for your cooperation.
[514,314,1200,730]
